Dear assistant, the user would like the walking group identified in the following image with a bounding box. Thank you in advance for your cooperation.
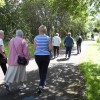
[0,25,83,94]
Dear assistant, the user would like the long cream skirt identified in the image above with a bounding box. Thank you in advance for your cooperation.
[4,65,27,83]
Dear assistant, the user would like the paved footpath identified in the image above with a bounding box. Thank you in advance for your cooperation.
[0,40,95,100]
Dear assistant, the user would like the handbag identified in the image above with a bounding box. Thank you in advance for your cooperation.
[0,53,7,64]
[13,39,27,65]
[17,56,27,65]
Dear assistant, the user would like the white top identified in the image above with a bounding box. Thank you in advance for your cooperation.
[52,36,61,46]
[0,38,4,52]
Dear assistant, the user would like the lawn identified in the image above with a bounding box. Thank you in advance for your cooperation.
[79,41,100,100]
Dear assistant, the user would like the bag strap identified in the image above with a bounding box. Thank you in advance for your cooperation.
[13,38,18,56]
[13,38,25,57]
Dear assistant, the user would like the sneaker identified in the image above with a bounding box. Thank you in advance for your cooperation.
[42,86,49,90]
[18,84,26,90]
[5,84,11,92]
[37,86,43,94]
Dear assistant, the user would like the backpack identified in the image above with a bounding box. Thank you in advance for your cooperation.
[77,37,82,43]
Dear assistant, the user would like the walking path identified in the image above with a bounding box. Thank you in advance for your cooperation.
[0,39,95,100]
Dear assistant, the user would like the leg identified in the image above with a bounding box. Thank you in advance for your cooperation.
[1,63,7,75]
[39,56,50,87]
[57,46,59,57]
[77,43,79,54]
[68,47,72,58]
[53,46,56,58]
[35,56,43,80]
[65,46,69,57]
[79,44,81,53]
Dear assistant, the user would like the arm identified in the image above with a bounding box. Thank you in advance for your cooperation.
[33,37,37,50]
[0,45,6,58]
[0,45,4,55]
[59,37,61,43]
[22,40,30,62]
[0,39,6,57]
[72,38,74,46]
[49,41,52,51]
[49,37,52,51]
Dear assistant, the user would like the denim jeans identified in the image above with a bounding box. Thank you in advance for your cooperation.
[35,55,50,87]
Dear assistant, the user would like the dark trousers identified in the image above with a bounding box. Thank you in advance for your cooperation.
[65,46,72,58]
[0,54,7,75]
[77,43,81,53]
[0,63,7,75]
[35,55,50,87]
[53,46,59,57]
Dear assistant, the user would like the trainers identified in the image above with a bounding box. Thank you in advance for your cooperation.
[5,84,11,92]
[42,86,49,90]
[37,86,43,94]
[18,84,26,90]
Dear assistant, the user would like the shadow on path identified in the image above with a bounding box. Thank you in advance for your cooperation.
[0,63,85,100]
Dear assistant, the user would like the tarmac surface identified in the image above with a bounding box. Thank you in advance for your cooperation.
[0,40,94,100]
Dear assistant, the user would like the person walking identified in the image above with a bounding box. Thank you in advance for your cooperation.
[0,30,7,75]
[52,33,61,58]
[34,25,52,93]
[76,34,82,54]
[64,32,74,59]
[4,29,30,91]
[91,33,94,40]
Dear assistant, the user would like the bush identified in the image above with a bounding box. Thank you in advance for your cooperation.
[79,62,100,100]
[97,36,100,43]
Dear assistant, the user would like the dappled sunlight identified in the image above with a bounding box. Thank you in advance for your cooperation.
[0,63,85,100]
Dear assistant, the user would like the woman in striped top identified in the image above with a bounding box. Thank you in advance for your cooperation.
[34,25,52,93]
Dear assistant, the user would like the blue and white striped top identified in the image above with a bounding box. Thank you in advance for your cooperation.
[34,34,51,55]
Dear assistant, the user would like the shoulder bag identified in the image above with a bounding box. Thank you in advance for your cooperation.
[13,39,27,65]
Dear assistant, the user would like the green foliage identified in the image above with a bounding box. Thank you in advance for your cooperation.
[52,0,88,20]
[0,0,99,41]
[79,42,100,100]
[97,36,100,43]
[95,19,100,32]
[79,62,100,100]
[88,0,100,15]
[28,43,34,58]
[0,0,5,7]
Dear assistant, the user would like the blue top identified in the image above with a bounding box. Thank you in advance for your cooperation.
[64,36,74,47]
[34,34,51,55]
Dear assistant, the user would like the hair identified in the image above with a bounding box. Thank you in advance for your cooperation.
[39,25,47,33]
[16,29,24,37]
[0,30,4,35]
[68,32,71,36]
[56,33,59,36]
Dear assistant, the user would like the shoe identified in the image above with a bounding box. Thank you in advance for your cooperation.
[37,86,43,94]
[42,86,49,90]
[68,56,70,59]
[5,84,11,92]
[18,84,26,90]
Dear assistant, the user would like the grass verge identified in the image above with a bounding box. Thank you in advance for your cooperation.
[79,42,100,100]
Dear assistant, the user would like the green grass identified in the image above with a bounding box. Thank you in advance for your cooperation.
[79,42,100,100]
[83,43,100,64]
[28,43,34,58]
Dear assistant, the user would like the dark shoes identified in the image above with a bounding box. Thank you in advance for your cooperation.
[37,86,43,94]
[37,86,49,94]
[5,84,11,92]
